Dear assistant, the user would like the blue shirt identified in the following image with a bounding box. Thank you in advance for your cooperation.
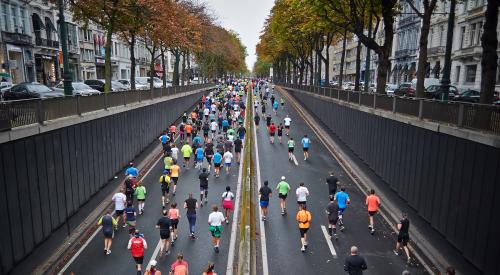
[125,167,139,177]
[335,191,350,209]
[196,148,204,160]
[125,206,136,221]
[273,101,279,110]
[193,136,202,145]
[222,120,229,127]
[160,135,169,144]
[301,137,311,148]
[213,152,223,164]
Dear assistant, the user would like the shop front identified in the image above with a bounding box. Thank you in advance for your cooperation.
[95,57,105,79]
[35,54,58,86]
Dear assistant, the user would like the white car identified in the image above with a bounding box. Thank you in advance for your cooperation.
[136,77,164,89]
[53,82,101,96]
[118,79,148,90]
[385,84,398,96]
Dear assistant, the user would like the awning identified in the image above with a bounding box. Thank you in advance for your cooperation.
[45,17,57,33]
[32,13,45,30]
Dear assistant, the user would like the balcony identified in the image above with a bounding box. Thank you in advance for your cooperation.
[427,46,445,56]
[35,37,59,48]
[395,49,417,59]
[398,15,420,27]
[2,31,32,45]
[453,45,482,60]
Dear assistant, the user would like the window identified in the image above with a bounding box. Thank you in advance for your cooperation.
[20,8,27,34]
[439,25,445,46]
[469,23,476,46]
[1,3,8,31]
[465,65,477,83]
[460,26,466,48]
[476,22,483,45]
[10,6,18,32]
[429,28,434,47]
[455,66,461,83]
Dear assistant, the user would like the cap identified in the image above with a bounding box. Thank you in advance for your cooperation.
[163,169,169,174]
[149,260,157,266]
[281,176,286,180]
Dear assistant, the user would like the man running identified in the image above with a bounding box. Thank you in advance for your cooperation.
[283,115,292,136]
[394,212,411,263]
[112,188,127,227]
[223,150,233,174]
[156,210,171,257]
[199,168,210,205]
[159,170,172,208]
[326,171,338,196]
[259,180,272,221]
[296,204,312,252]
[180,142,192,168]
[276,176,290,215]
[287,137,295,161]
[164,152,173,174]
[159,131,170,152]
[272,100,279,115]
[296,182,309,206]
[184,193,198,238]
[125,162,139,178]
[128,230,148,275]
[268,122,276,144]
[170,161,181,196]
[254,113,260,129]
[335,187,350,231]
[234,136,243,164]
[124,203,137,236]
[134,181,146,215]
[195,145,204,169]
[301,134,311,160]
[98,212,117,255]
[344,246,368,274]
[277,123,283,143]
[326,195,339,240]
[204,140,214,171]
[213,151,223,177]
[208,205,225,253]
[366,189,381,235]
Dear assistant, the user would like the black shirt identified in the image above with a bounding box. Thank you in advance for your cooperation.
[237,127,246,136]
[185,198,197,215]
[234,139,243,150]
[326,202,339,220]
[344,255,367,275]
[266,116,272,123]
[157,216,171,232]
[399,218,410,235]
[326,176,338,192]
[254,115,260,123]
[259,186,272,201]
[199,172,209,187]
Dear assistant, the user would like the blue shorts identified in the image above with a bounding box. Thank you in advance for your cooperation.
[338,208,346,215]
[225,162,231,167]
[260,200,269,207]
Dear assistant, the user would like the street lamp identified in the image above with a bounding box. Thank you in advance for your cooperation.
[57,0,73,96]
[439,0,456,100]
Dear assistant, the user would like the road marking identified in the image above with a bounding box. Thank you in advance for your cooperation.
[320,225,338,258]
[145,239,163,270]
[253,114,270,275]
[291,154,298,166]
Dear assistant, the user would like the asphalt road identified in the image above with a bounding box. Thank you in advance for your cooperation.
[254,89,428,275]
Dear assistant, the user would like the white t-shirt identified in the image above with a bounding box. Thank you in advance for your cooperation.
[223,151,233,163]
[171,147,179,160]
[208,211,225,226]
[228,134,235,142]
[112,192,127,210]
[210,121,218,131]
[296,186,309,202]
[284,117,292,126]
[222,191,235,201]
[204,108,210,116]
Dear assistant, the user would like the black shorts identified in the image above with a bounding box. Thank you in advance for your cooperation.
[103,229,113,238]
[303,147,309,152]
[134,256,144,264]
[160,230,170,240]
[203,132,209,137]
[170,219,179,229]
[161,185,170,195]
[299,228,309,237]
[297,201,306,206]
[328,189,337,197]
[288,147,294,153]
[206,156,213,163]
[184,157,190,161]
[285,125,290,129]
[368,211,377,216]
[115,210,124,216]
[187,133,192,137]
[137,199,145,202]
[172,177,179,184]
[398,234,409,246]
[278,193,287,200]
[270,132,275,136]
[235,148,241,153]
[328,217,339,225]
[214,163,221,168]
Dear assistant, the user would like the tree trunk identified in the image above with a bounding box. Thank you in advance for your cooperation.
[309,54,314,85]
[172,50,180,86]
[129,33,136,90]
[149,50,155,91]
[480,0,499,104]
[376,0,396,94]
[355,40,362,91]
[339,29,347,89]
[316,50,322,85]
[415,4,435,98]
[104,27,114,92]
[161,48,166,88]
[299,62,304,85]
[187,51,191,83]
[286,58,291,83]
[325,43,330,85]
[181,52,186,86]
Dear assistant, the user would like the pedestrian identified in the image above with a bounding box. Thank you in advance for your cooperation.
[277,123,283,143]
[287,137,295,161]
[344,246,368,275]
[125,202,137,236]
[221,186,235,224]
[213,151,223,177]
[326,171,338,196]
[296,182,309,206]
[156,210,171,257]
[134,181,147,215]
[144,260,162,275]
[223,150,233,174]
[168,203,180,245]
[97,211,117,255]
[180,142,192,168]
[195,145,204,169]
[301,134,311,160]
[199,168,210,205]
[159,131,170,152]
[169,124,177,140]
[125,162,139,178]
[159,170,172,208]
[128,230,148,275]
[276,176,290,215]
[335,187,350,231]
[112,188,127,227]
[170,160,181,196]
[208,205,225,253]
[170,253,189,275]
[296,204,312,252]
[326,195,339,240]
[259,180,272,221]
[184,193,198,238]
[234,136,243,164]
[283,115,292,135]
[171,143,179,162]
[393,212,411,263]
[202,262,217,275]
[268,122,276,144]
[366,189,381,234]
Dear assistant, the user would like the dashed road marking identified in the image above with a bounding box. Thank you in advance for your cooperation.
[320,225,338,258]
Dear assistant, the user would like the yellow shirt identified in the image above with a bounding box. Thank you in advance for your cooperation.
[170,165,180,178]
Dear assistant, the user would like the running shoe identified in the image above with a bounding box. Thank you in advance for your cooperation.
[106,250,111,255]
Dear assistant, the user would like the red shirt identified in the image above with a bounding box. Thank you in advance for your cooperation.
[269,125,276,134]
[129,237,146,257]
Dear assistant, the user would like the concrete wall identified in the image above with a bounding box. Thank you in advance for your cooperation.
[0,91,204,274]
[287,88,500,274]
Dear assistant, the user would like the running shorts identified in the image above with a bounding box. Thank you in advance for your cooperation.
[297,200,306,206]
[260,200,269,208]
[214,163,221,168]
[278,193,288,200]
[103,229,113,238]
[160,230,170,240]
[134,256,144,264]
[170,219,179,229]
[270,132,275,136]
[303,147,309,152]
[329,217,339,225]
[222,200,234,210]
[161,184,170,196]
[172,177,179,185]
[184,157,190,161]
[285,125,290,129]
[368,210,377,216]
[299,228,309,237]
[137,198,145,202]
[288,147,294,153]
[397,234,409,246]
[225,162,231,167]
[115,209,124,216]
[206,156,213,163]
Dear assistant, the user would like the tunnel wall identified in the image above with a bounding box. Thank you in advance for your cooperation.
[287,88,500,274]
[0,91,204,274]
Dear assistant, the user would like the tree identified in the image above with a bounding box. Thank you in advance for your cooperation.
[480,0,499,104]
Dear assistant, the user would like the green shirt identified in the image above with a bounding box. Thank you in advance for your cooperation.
[227,128,235,136]
[288,140,295,148]
[134,186,146,200]
[181,144,192,157]
[276,181,290,195]
[164,156,173,169]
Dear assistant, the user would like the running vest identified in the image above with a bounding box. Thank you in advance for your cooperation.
[297,210,311,229]
[130,237,145,257]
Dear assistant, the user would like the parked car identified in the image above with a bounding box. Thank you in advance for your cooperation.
[344,82,355,91]
[136,77,163,88]
[53,82,101,96]
[118,79,148,90]
[424,85,459,99]
[3,82,64,100]
[394,83,415,97]
[84,79,127,92]
[111,81,128,91]
[453,89,480,103]
[385,83,398,96]
[0,81,13,100]
[411,78,440,90]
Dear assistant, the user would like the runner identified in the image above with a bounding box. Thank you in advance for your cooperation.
[159,170,171,208]
[170,253,189,275]
[159,131,170,152]
[193,134,202,149]
[344,246,368,274]
[272,99,279,115]
[223,150,234,174]
[283,115,292,136]
[128,230,148,275]
[202,262,217,275]
[208,205,225,253]
[112,188,127,227]
[199,168,210,205]
[184,193,198,238]
[180,142,192,168]
[170,161,181,196]
[301,134,311,160]
[276,176,290,215]
[213,151,223,177]
[210,119,218,138]
[280,97,285,107]
[366,189,381,235]
[169,124,177,140]
[124,202,137,236]
[287,137,295,161]
[326,195,339,240]
[202,122,210,142]
[259,180,272,221]
[221,186,235,224]
[195,145,204,169]
[394,212,411,263]
[254,113,260,129]
[222,118,230,135]
[134,181,146,215]
[97,212,117,255]
[296,204,312,252]
[156,209,171,257]
[326,171,338,196]
[261,102,266,115]
[164,152,173,174]
[268,122,276,144]
[125,162,139,178]
[265,114,272,128]
[179,123,185,141]
[237,124,246,140]
[144,260,162,275]
[204,140,214,171]
[234,136,243,164]
[277,123,283,144]
[184,123,193,143]
[168,202,180,245]
[335,187,350,231]
[296,182,309,206]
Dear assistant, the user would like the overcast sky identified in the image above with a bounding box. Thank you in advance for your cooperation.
[205,0,274,71]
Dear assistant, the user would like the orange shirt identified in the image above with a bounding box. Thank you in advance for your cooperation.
[170,125,177,133]
[191,112,197,119]
[366,194,380,212]
[296,210,312,229]
[185,124,193,134]
[168,208,180,220]
[170,165,180,177]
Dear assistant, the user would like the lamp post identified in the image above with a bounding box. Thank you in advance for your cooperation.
[57,0,73,96]
[439,0,456,100]
[364,9,373,93]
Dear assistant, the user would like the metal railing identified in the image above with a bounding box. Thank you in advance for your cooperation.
[0,84,213,131]
[280,83,500,135]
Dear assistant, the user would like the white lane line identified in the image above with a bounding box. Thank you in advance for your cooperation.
[291,154,298,166]
[254,115,269,275]
[145,240,162,270]
[320,225,338,259]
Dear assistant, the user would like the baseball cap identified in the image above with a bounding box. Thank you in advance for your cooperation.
[149,260,157,266]
[281,176,286,180]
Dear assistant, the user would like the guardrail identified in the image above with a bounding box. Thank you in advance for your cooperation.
[0,84,213,131]
[280,83,500,135]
